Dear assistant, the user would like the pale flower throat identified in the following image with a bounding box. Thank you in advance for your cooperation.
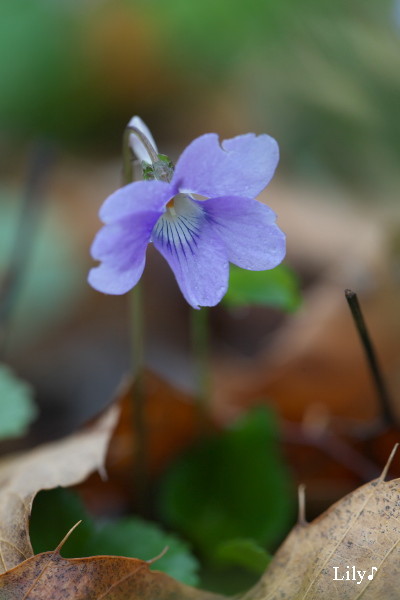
[152,194,204,255]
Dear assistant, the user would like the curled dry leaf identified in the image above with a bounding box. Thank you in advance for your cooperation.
[241,465,400,599]
[0,404,119,573]
[0,549,223,600]
[2,454,400,598]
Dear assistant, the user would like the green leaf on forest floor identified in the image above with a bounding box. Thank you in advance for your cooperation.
[31,488,199,586]
[0,363,37,439]
[214,538,271,574]
[224,264,301,312]
[80,517,199,586]
[30,488,94,558]
[158,407,294,560]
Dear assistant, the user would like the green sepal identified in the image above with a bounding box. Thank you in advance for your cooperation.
[141,160,155,180]
[141,154,174,182]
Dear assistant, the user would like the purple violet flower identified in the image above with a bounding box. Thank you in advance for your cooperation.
[88,120,286,309]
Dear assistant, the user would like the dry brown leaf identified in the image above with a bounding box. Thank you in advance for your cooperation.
[3,459,400,600]
[1,385,399,598]
[0,549,223,600]
[0,405,119,574]
[241,459,400,600]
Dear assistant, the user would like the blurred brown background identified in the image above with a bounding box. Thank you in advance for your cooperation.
[0,0,399,515]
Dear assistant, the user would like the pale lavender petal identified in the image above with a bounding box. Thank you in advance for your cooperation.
[173,133,279,199]
[99,180,171,224]
[88,210,160,294]
[128,115,158,162]
[151,196,229,308]
[204,196,286,270]
[88,260,146,295]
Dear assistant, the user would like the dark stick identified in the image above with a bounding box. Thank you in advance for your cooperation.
[345,289,395,426]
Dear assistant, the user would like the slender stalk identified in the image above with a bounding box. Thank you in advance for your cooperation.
[345,289,395,427]
[190,307,210,427]
[130,284,147,511]
[122,127,147,511]
[130,284,144,378]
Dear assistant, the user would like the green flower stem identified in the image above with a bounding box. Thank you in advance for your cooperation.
[190,307,211,427]
[130,284,148,512]
[122,127,148,512]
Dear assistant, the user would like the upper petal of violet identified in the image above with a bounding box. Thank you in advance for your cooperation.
[172,133,279,199]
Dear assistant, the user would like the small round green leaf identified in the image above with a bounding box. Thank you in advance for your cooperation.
[215,538,272,573]
[224,264,301,312]
[158,407,294,559]
[0,363,37,439]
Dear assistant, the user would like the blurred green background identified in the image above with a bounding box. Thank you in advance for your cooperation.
[0,0,398,192]
[0,0,399,440]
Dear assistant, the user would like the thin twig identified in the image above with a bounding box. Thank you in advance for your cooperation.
[345,289,395,427]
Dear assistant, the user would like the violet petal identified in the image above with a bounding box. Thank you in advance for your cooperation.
[88,210,160,294]
[152,200,229,308]
[203,195,286,270]
[99,180,171,224]
[88,260,146,295]
[173,133,279,199]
